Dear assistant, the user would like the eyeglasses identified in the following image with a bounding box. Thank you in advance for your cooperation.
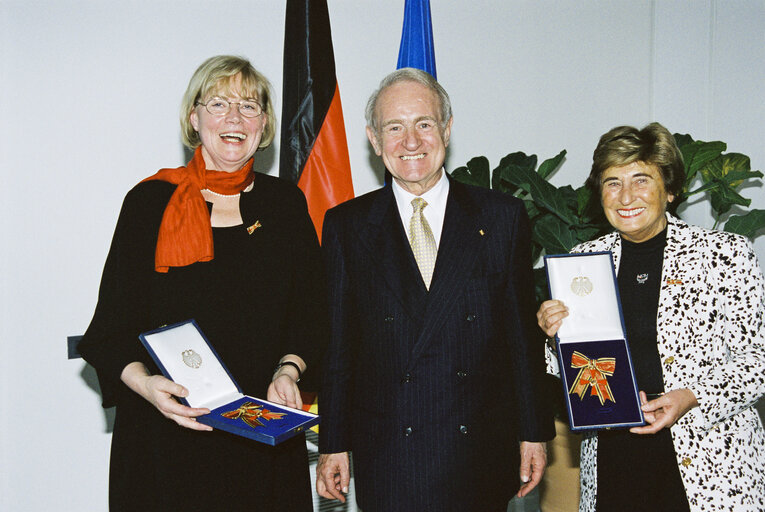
[196,97,264,118]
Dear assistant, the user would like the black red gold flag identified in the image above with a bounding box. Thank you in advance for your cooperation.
[280,0,354,240]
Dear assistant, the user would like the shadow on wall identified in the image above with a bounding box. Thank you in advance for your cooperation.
[80,363,116,434]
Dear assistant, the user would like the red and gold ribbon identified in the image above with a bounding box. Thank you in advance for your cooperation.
[221,401,286,429]
[569,351,616,405]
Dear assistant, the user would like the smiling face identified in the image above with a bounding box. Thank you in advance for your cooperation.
[600,161,674,243]
[190,73,266,173]
[367,81,452,195]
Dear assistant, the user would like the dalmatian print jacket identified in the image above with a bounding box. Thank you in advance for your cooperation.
[551,213,765,512]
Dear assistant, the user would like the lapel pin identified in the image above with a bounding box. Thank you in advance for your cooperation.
[247,220,262,235]
[479,229,485,236]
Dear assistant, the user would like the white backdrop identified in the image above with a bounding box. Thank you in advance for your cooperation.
[1,1,763,510]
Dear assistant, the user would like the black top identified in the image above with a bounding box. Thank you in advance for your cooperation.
[79,175,327,511]
[618,230,668,395]
[595,228,689,512]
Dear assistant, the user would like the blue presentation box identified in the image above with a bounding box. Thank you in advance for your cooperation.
[544,252,645,431]
[139,319,319,445]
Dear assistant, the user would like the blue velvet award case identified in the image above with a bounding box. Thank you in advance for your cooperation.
[544,252,645,431]
[139,319,319,445]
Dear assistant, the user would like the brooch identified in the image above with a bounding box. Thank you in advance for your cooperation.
[246,220,262,235]
[181,349,202,369]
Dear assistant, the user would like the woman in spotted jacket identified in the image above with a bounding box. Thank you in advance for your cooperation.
[537,122,765,512]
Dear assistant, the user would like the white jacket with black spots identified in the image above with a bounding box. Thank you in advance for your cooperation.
[564,213,765,512]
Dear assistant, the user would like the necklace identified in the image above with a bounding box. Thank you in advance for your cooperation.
[203,188,240,199]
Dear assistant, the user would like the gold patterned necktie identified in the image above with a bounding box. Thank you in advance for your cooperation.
[409,197,437,290]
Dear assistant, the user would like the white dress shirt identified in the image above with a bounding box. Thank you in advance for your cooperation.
[391,170,449,250]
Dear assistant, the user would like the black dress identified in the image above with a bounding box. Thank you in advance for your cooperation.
[79,176,327,511]
[595,229,689,512]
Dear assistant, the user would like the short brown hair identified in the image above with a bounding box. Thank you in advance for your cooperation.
[587,122,685,197]
[180,55,276,149]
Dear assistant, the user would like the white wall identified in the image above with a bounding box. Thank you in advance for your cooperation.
[1,1,763,510]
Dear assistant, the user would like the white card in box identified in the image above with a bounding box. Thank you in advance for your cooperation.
[545,252,645,431]
[139,319,319,445]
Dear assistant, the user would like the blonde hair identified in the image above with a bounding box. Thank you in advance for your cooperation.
[179,55,276,149]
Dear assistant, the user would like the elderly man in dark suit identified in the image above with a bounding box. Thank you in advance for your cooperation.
[316,68,554,512]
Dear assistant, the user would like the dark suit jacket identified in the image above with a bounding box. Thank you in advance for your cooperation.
[319,177,554,512]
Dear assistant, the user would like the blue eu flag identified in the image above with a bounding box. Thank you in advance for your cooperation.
[396,0,437,79]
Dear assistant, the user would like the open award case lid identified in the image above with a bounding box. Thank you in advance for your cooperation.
[544,252,645,431]
[139,319,319,445]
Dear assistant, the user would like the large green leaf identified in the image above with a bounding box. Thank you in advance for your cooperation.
[720,169,764,184]
[537,150,567,180]
[450,156,490,188]
[523,199,541,220]
[572,225,604,245]
[673,133,695,148]
[699,153,755,189]
[497,163,579,225]
[724,210,765,239]
[533,214,579,254]
[679,140,726,187]
[686,180,722,197]
[576,186,592,217]
[491,165,517,195]
[492,152,538,194]
[529,179,580,225]
[558,185,578,206]
[710,184,751,216]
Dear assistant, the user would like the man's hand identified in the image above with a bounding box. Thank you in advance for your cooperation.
[517,441,547,497]
[316,452,350,502]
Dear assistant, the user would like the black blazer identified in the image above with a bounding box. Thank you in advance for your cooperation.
[319,177,554,512]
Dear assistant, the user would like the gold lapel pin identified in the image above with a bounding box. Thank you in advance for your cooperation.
[479,229,485,236]
[247,220,262,235]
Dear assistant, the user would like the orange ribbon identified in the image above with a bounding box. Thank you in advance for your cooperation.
[569,351,616,405]
[221,401,286,429]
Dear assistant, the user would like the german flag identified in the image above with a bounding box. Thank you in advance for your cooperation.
[279,0,354,241]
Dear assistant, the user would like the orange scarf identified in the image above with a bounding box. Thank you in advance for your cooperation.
[142,147,255,272]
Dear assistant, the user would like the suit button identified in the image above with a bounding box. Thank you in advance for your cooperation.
[404,427,413,436]
[680,457,691,467]
[466,314,476,322]
[384,315,394,323]
[457,370,467,378]
[402,373,412,383]
[459,425,468,434]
